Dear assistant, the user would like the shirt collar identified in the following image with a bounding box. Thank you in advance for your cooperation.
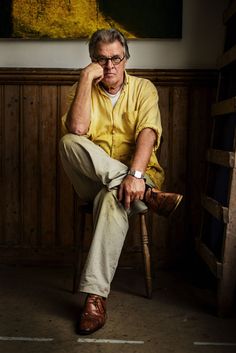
[123,71,129,90]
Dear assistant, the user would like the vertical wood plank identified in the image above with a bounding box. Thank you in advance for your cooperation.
[187,87,213,241]
[40,86,57,247]
[2,85,21,245]
[0,85,5,244]
[21,85,40,247]
[171,87,188,193]
[168,86,188,265]
[57,85,74,247]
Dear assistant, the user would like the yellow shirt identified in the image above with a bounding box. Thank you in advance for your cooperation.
[62,71,164,188]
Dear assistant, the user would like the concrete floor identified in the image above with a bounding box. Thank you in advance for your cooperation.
[0,264,235,353]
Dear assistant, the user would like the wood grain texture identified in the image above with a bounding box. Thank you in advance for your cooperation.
[0,68,217,267]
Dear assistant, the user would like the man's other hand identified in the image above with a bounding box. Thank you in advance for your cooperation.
[118,175,145,210]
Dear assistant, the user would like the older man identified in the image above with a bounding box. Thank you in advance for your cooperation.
[59,28,182,335]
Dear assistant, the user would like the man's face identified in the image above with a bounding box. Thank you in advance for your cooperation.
[94,40,127,89]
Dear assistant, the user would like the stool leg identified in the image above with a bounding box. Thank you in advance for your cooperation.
[73,210,86,294]
[140,213,152,299]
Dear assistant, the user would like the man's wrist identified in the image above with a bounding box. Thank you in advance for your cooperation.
[127,169,145,179]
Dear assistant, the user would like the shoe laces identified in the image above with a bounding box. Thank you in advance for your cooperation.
[88,295,105,313]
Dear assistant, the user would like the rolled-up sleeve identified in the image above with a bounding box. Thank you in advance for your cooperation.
[135,80,162,149]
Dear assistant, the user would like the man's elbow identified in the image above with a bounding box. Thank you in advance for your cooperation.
[65,121,88,136]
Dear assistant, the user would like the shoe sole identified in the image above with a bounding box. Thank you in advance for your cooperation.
[169,194,183,216]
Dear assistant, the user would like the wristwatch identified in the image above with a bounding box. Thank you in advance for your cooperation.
[127,169,145,179]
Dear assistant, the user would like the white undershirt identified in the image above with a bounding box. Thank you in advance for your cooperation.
[103,88,122,107]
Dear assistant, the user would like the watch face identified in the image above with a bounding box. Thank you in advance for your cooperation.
[134,171,142,178]
[128,170,144,179]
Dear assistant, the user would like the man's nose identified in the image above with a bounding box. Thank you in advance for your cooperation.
[105,59,114,68]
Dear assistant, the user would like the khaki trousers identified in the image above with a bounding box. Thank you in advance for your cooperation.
[59,134,154,297]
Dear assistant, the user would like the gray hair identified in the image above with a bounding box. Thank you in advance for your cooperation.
[89,29,130,60]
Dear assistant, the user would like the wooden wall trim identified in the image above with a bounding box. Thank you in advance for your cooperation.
[0,68,218,86]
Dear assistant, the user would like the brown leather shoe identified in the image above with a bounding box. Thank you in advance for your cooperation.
[77,294,106,335]
[145,188,183,217]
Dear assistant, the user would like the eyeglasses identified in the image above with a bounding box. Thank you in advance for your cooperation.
[94,55,125,66]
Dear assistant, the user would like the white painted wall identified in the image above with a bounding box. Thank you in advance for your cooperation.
[0,0,228,69]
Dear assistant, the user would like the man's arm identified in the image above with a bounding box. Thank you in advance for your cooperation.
[118,128,157,210]
[66,63,104,135]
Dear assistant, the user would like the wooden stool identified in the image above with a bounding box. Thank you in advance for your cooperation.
[73,201,153,298]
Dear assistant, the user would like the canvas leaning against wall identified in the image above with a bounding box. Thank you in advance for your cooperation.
[0,0,182,39]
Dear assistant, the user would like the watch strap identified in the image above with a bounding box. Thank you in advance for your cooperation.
[127,169,145,179]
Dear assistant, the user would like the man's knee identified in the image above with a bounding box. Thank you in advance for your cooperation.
[59,133,77,149]
[59,133,72,153]
[59,133,84,157]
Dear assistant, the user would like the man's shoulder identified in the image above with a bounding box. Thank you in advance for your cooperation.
[127,73,157,94]
[127,73,156,88]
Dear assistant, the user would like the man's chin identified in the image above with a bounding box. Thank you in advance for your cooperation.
[101,78,115,87]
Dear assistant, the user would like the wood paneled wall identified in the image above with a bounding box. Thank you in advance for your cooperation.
[0,68,217,268]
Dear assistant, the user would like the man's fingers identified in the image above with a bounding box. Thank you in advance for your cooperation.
[124,194,131,210]
[94,74,104,85]
[118,183,124,202]
[119,177,146,209]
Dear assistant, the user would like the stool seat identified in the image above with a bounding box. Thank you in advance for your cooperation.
[73,200,153,298]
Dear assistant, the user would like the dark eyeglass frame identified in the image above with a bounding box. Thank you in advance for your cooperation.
[93,55,125,66]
